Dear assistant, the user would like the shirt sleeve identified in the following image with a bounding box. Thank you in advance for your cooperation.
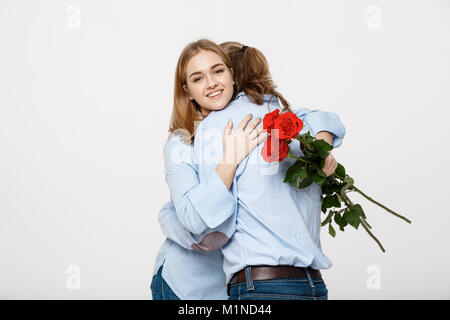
[164,134,236,234]
[157,201,197,250]
[158,200,236,252]
[293,107,346,148]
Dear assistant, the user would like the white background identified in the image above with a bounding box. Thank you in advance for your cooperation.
[1,0,449,299]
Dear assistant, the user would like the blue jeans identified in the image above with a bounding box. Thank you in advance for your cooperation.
[150,265,181,300]
[228,266,328,300]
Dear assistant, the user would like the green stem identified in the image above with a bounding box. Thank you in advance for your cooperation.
[359,216,386,253]
[342,194,352,208]
[343,191,372,229]
[361,217,372,229]
[350,185,412,224]
[341,191,384,251]
[287,152,312,165]
[296,135,314,151]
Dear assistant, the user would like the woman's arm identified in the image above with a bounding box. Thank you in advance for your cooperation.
[316,131,334,146]
[294,108,344,177]
[158,200,235,252]
[157,201,197,250]
[163,135,234,235]
[294,107,346,148]
[161,136,236,250]
[315,131,339,176]
[165,115,265,235]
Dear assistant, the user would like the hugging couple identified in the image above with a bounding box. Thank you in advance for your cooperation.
[151,39,346,300]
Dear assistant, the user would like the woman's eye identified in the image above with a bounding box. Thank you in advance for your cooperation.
[215,69,224,74]
[193,77,202,83]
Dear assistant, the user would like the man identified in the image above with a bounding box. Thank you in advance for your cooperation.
[193,91,345,300]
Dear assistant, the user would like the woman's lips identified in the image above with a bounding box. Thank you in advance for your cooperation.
[207,89,224,99]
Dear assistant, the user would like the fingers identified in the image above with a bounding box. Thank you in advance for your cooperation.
[234,114,263,136]
[226,114,269,163]
[333,162,338,173]
[249,128,269,150]
[248,125,264,140]
[324,165,337,176]
[223,119,233,136]
[323,154,338,176]
[255,129,269,144]
[243,117,262,135]
[237,114,253,131]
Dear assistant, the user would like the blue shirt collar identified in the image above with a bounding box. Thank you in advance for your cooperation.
[234,91,279,105]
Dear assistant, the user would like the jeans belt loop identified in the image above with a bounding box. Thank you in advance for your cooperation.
[245,266,255,291]
[305,267,317,299]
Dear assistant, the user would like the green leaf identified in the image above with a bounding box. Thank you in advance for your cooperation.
[284,160,306,187]
[321,194,341,213]
[313,138,333,151]
[335,163,346,178]
[332,194,341,207]
[321,178,341,195]
[321,211,334,226]
[301,131,312,141]
[328,223,336,238]
[302,148,316,158]
[298,166,308,178]
[313,161,327,178]
[311,172,326,186]
[344,207,360,230]
[350,203,366,219]
[312,139,332,159]
[317,150,329,159]
[298,133,315,154]
[334,212,348,231]
[298,175,313,189]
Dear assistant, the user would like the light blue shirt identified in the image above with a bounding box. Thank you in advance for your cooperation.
[152,92,346,298]
[152,134,236,300]
[193,92,346,283]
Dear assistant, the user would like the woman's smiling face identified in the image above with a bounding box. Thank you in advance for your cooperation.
[184,50,234,118]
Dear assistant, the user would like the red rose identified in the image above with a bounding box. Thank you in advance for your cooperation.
[261,136,290,162]
[273,112,304,140]
[263,109,280,131]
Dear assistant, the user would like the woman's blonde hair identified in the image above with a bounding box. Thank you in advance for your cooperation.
[219,41,291,113]
[169,39,233,144]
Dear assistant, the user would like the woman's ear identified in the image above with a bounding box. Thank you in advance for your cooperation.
[183,84,194,100]
[229,67,235,84]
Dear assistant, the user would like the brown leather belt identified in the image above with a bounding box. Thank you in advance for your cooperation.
[230,265,322,286]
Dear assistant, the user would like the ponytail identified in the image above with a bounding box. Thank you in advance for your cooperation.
[220,42,291,113]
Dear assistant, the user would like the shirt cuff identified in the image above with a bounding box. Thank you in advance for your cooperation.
[187,170,235,229]
[305,112,346,148]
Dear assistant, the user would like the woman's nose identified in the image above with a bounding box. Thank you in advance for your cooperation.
[206,75,218,88]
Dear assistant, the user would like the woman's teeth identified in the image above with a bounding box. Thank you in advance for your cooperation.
[208,90,222,97]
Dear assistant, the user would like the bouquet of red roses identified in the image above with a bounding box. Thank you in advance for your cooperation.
[261,109,411,252]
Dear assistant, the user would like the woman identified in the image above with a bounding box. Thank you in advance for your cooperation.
[151,39,345,300]
[151,39,266,300]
